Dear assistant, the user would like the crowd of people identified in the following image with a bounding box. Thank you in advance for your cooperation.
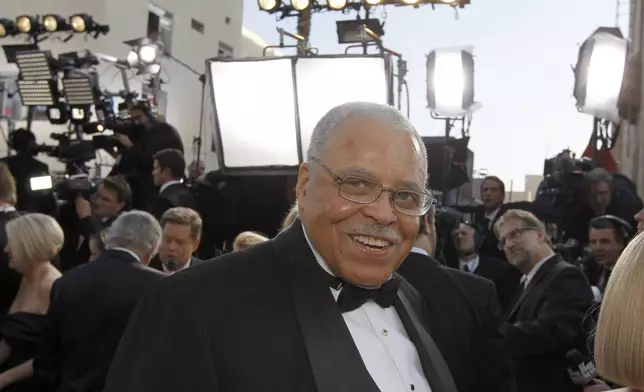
[0,102,642,392]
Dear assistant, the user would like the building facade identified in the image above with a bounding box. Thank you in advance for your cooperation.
[0,0,243,172]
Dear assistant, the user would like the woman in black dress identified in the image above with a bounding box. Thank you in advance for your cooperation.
[0,213,63,391]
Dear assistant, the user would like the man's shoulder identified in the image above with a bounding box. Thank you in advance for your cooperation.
[443,266,496,290]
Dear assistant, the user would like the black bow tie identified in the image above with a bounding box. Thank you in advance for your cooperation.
[328,275,402,313]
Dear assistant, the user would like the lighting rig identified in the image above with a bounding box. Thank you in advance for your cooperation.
[258,0,468,18]
[572,27,628,163]
[426,47,479,203]
[0,14,109,42]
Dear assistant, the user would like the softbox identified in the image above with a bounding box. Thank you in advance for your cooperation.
[207,54,393,175]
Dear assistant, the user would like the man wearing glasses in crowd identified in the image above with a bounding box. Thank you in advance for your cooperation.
[105,102,512,392]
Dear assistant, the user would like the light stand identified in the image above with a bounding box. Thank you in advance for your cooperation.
[263,27,318,57]
[430,113,472,204]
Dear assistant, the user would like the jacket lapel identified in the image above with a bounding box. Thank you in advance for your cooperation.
[506,255,560,319]
[395,286,458,392]
[271,223,380,392]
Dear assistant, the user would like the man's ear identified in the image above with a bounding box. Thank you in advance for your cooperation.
[295,163,310,212]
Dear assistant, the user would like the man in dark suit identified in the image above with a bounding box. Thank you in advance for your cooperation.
[452,222,521,310]
[33,211,166,392]
[0,164,21,316]
[397,213,514,392]
[495,209,594,392]
[104,102,480,392]
[149,207,204,273]
[149,148,195,221]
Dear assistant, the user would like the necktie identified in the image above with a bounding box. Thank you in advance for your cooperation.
[328,275,402,313]
[462,264,471,273]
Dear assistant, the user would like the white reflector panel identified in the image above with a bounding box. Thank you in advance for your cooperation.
[209,59,299,168]
[296,56,389,155]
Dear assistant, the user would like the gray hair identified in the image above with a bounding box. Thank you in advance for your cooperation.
[306,102,428,176]
[105,210,162,254]
[585,167,613,187]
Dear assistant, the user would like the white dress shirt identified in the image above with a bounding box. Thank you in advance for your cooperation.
[159,180,182,194]
[484,208,500,229]
[303,226,431,392]
[522,253,555,287]
[458,256,479,273]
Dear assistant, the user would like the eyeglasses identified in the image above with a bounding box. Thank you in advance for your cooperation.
[497,227,537,250]
[311,157,435,217]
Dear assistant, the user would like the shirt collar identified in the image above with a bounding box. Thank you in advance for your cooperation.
[410,247,429,256]
[459,255,480,272]
[524,253,556,286]
[160,179,183,194]
[301,224,335,276]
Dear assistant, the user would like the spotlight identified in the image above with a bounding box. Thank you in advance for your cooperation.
[402,0,421,4]
[573,27,627,121]
[258,0,280,11]
[426,47,478,117]
[126,50,139,66]
[328,0,348,9]
[17,80,56,106]
[336,19,384,44]
[15,51,54,80]
[365,0,382,4]
[69,13,92,32]
[137,43,160,64]
[46,102,70,125]
[0,19,17,37]
[16,15,39,34]
[42,14,69,32]
[291,0,310,11]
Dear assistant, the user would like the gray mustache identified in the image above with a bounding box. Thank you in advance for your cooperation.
[346,225,402,244]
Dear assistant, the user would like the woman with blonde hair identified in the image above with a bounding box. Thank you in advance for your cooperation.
[0,213,63,390]
[594,231,644,391]
[232,231,268,252]
[280,203,299,232]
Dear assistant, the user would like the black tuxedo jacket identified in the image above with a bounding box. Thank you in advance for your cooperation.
[149,256,204,272]
[149,182,196,221]
[33,249,166,392]
[104,223,459,392]
[504,254,594,392]
[472,254,522,311]
[397,251,514,392]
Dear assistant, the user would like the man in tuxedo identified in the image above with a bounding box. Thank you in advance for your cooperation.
[452,222,521,310]
[149,148,196,220]
[397,213,514,392]
[104,102,468,392]
[0,164,21,316]
[149,207,204,273]
[496,209,594,392]
[33,211,166,392]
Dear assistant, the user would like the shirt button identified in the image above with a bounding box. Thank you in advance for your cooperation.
[381,328,388,336]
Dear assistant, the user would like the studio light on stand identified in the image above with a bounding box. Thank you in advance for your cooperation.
[206,27,392,175]
[426,46,479,204]
[573,27,627,162]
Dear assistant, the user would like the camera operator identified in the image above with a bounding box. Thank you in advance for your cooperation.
[58,175,131,272]
[1,129,56,216]
[149,149,195,220]
[580,215,632,301]
[581,168,642,238]
[109,102,183,210]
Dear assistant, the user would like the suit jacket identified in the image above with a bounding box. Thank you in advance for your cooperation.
[397,251,514,392]
[0,209,21,316]
[149,182,196,221]
[33,249,166,392]
[505,254,594,392]
[472,254,522,311]
[104,223,459,392]
[58,214,119,273]
[149,256,203,272]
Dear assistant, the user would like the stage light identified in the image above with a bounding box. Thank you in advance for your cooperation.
[426,47,477,117]
[295,56,390,154]
[573,27,627,121]
[441,0,458,3]
[47,102,70,125]
[328,0,348,10]
[0,19,17,37]
[402,0,421,4]
[70,13,92,32]
[292,0,310,11]
[206,54,392,174]
[336,19,384,44]
[62,76,95,106]
[17,80,56,106]
[138,43,159,64]
[29,176,52,191]
[365,0,382,5]
[259,0,280,11]
[42,14,68,32]
[16,16,39,34]
[126,50,139,66]
[15,51,54,80]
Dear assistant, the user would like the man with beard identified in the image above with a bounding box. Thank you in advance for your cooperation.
[496,209,593,392]
[104,102,513,392]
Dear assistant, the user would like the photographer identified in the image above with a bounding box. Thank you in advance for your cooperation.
[149,149,195,220]
[58,175,131,272]
[109,101,184,210]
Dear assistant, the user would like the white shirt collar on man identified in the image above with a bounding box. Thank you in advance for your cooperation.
[301,224,432,392]
[410,247,428,257]
[110,247,141,263]
[484,208,501,229]
[523,253,556,287]
[159,179,182,194]
[458,255,479,273]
